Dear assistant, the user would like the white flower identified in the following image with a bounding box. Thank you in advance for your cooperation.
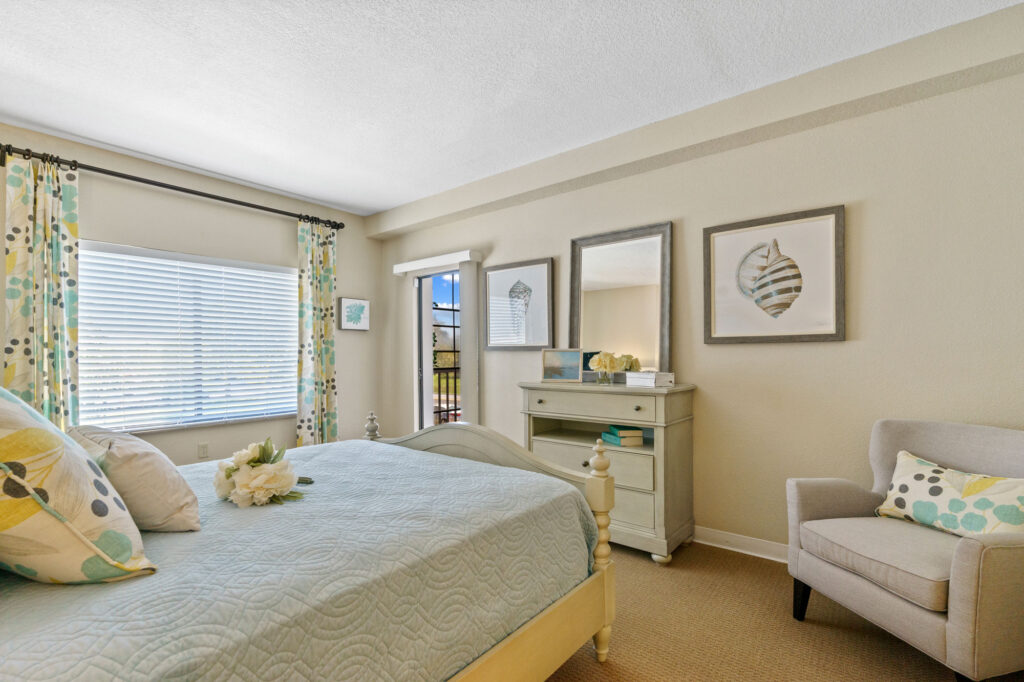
[213,465,234,500]
[589,351,616,372]
[232,442,261,468]
[613,354,641,372]
[228,487,255,508]
[589,351,640,373]
[231,460,298,507]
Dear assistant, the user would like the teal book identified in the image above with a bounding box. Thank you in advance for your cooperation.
[608,425,643,437]
[601,432,643,448]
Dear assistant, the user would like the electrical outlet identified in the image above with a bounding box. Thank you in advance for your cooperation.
[197,442,209,460]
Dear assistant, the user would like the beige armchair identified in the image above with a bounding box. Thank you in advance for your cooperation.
[787,419,1024,681]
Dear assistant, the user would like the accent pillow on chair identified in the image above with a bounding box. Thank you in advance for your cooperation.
[0,388,156,583]
[68,426,200,532]
[876,450,1024,537]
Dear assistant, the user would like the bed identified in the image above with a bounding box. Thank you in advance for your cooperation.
[0,418,615,681]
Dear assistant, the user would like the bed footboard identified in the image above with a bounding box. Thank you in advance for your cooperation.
[364,413,616,676]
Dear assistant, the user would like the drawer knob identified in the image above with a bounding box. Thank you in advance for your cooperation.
[582,460,590,468]
[537,398,544,404]
[633,405,642,411]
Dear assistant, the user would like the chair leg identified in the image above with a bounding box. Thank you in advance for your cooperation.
[793,578,812,621]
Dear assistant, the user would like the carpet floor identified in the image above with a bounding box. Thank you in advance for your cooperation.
[548,543,1024,681]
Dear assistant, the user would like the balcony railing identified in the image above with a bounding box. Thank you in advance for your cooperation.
[433,366,460,424]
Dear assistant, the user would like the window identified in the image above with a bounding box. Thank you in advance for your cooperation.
[77,242,297,431]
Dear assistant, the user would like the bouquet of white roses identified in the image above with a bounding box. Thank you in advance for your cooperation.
[213,438,310,507]
[588,351,641,373]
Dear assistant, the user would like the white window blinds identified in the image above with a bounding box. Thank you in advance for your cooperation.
[78,243,297,432]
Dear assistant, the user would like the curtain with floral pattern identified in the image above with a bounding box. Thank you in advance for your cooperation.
[3,158,79,429]
[297,219,337,445]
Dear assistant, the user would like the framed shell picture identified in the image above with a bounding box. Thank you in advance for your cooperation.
[703,206,845,343]
[483,257,554,350]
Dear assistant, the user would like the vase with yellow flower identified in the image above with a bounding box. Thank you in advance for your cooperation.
[588,351,641,384]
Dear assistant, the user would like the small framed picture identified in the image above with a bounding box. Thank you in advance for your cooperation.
[541,348,583,382]
[703,205,845,343]
[339,298,370,331]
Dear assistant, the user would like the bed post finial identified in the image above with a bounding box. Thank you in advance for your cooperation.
[364,412,380,440]
[586,439,613,573]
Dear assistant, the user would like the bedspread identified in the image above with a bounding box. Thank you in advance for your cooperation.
[0,439,597,681]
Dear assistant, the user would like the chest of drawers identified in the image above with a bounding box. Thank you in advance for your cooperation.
[519,381,695,563]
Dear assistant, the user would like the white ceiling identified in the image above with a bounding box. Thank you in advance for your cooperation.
[0,1,1017,216]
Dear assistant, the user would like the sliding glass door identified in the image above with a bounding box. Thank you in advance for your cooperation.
[417,271,461,428]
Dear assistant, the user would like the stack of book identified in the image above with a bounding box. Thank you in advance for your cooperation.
[600,425,644,448]
[625,371,675,388]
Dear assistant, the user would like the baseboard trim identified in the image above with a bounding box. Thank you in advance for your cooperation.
[694,526,788,564]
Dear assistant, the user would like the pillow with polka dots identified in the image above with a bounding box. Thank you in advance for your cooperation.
[876,450,1024,538]
[0,387,156,583]
[68,425,200,532]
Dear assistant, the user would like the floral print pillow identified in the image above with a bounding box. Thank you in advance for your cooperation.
[0,387,156,583]
[877,450,1024,537]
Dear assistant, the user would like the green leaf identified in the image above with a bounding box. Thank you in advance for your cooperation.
[269,495,284,505]
[225,465,239,479]
[297,476,314,485]
[255,439,269,463]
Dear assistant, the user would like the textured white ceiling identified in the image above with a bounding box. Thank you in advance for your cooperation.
[0,1,1017,215]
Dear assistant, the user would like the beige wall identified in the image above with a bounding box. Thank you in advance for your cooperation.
[581,285,659,368]
[375,25,1024,545]
[0,121,381,464]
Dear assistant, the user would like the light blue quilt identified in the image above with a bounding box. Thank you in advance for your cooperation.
[0,439,597,681]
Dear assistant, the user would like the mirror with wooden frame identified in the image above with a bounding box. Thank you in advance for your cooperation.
[569,222,672,373]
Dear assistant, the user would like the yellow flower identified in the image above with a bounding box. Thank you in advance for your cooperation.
[588,351,616,373]
[588,351,640,373]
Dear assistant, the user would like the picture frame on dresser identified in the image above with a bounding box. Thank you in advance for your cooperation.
[541,349,583,383]
[703,205,845,343]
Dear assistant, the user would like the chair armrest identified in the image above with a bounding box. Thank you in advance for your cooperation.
[947,534,1024,680]
[786,478,883,573]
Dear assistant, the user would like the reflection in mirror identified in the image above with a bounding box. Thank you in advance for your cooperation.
[581,236,661,369]
[570,222,671,373]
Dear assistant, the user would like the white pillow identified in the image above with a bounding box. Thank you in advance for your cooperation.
[68,426,200,532]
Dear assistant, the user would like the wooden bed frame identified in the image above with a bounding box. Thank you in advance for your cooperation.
[363,413,615,681]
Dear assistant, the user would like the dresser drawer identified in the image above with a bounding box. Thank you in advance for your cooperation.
[532,438,654,491]
[610,488,655,529]
[527,389,656,422]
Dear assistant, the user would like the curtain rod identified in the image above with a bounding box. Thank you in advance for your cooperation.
[0,142,344,231]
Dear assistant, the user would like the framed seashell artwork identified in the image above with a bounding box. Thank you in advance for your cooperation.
[703,206,845,343]
[483,257,554,350]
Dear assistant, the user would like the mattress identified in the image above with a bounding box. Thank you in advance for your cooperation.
[0,438,597,681]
